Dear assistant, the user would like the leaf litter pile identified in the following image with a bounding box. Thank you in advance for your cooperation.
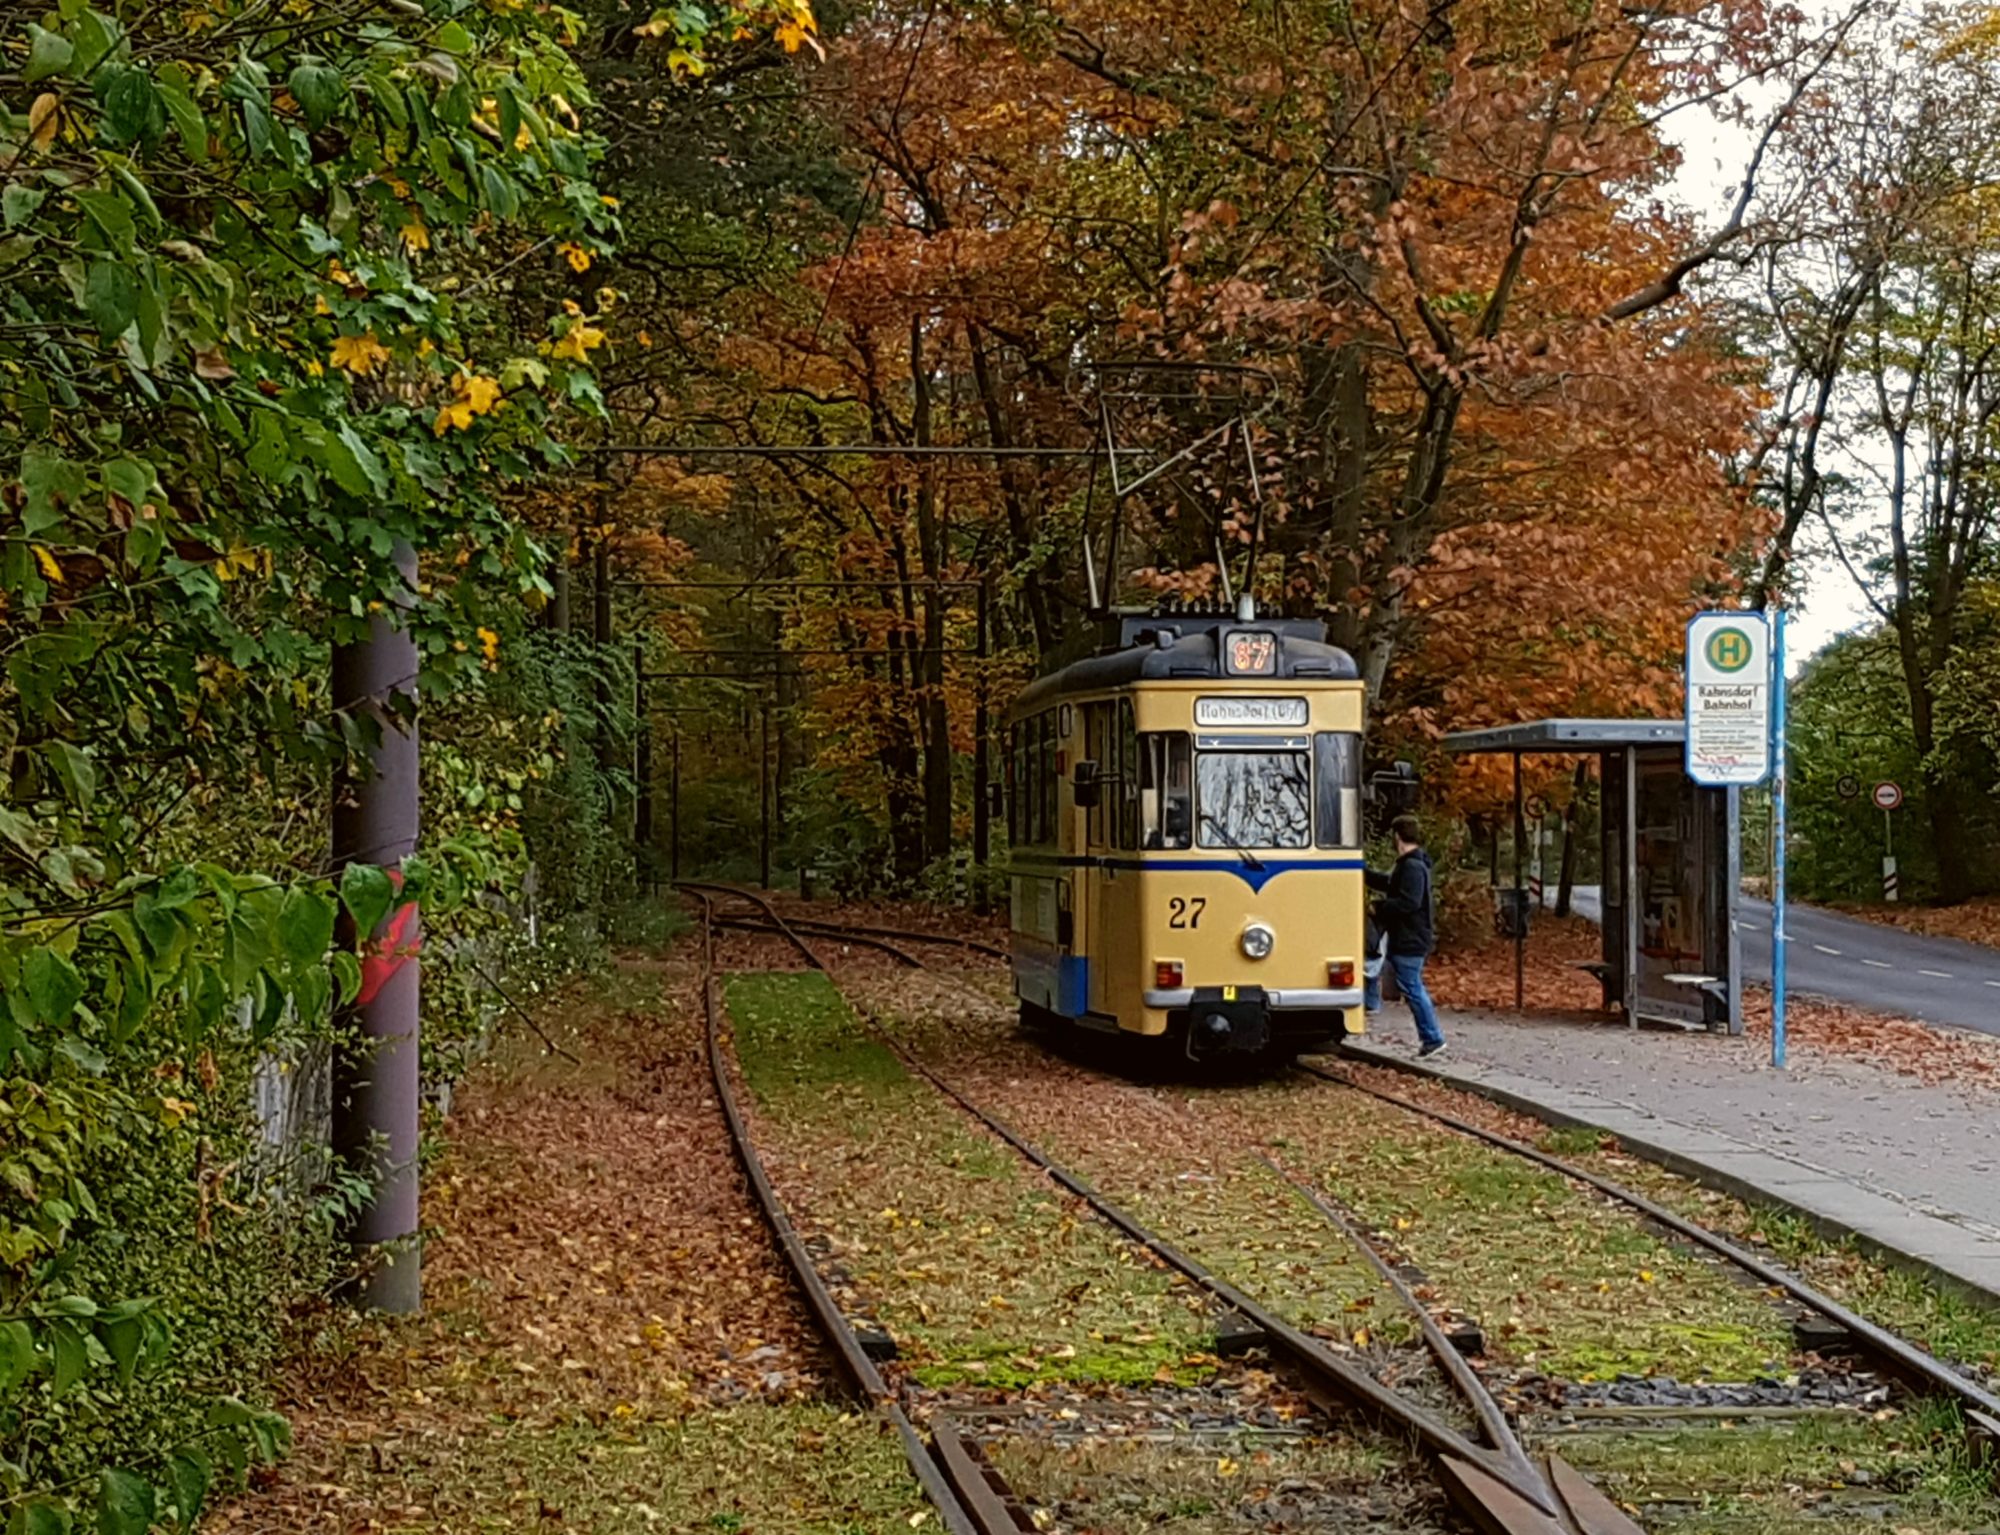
[220,960,933,1534]
[726,969,1455,1532]
[848,967,2000,1534]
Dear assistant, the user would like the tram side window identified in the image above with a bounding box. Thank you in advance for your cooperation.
[1007,726,1021,843]
[1040,713,1057,842]
[1315,732,1364,848]
[1138,732,1192,850]
[1119,701,1138,850]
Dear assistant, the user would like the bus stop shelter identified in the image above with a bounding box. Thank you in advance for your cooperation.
[1443,719,1744,1034]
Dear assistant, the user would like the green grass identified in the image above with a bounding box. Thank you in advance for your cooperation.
[725,973,1215,1389]
[321,1404,932,1533]
[988,1432,1412,1535]
[1541,1398,1995,1533]
[1288,1092,1798,1381]
[1572,1154,2000,1372]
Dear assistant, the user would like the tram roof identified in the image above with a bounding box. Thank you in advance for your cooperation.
[1011,618,1359,716]
[1444,718,1685,754]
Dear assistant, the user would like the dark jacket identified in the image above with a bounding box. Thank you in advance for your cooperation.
[1367,848,1435,957]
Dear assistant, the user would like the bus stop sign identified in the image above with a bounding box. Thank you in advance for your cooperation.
[1686,612,1772,787]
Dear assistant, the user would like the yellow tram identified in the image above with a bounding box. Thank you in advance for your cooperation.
[1004,601,1370,1060]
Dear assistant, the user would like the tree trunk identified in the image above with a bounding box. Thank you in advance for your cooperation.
[912,317,954,866]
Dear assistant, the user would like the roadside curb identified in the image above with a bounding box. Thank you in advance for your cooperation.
[1338,1040,2000,1313]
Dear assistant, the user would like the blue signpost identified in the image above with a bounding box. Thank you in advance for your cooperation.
[1686,608,1785,1067]
[1770,609,1787,1069]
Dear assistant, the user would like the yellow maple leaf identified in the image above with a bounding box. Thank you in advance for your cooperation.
[462,375,503,413]
[401,218,431,253]
[31,546,61,584]
[434,398,476,435]
[775,17,823,56]
[478,625,500,665]
[558,241,592,273]
[550,323,606,363]
[1216,1457,1240,1477]
[329,332,391,376]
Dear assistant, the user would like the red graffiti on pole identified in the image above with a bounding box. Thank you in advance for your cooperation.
[355,868,422,1007]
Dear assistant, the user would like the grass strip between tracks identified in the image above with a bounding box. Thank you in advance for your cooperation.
[726,971,1218,1391]
[847,967,2000,1535]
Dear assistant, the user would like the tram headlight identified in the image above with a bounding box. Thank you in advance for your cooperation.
[1240,923,1275,960]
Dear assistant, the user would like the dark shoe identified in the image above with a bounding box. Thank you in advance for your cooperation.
[1417,1040,1447,1060]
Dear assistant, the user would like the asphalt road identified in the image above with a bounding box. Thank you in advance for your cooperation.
[1567,886,2000,1036]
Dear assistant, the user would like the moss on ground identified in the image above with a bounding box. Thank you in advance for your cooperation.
[1253,1082,1798,1380]
[989,1432,1431,1534]
[1559,1138,2000,1372]
[332,1405,931,1533]
[1540,1399,1995,1534]
[726,972,1216,1389]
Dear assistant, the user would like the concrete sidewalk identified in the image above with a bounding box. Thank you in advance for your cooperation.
[1344,1009,2000,1305]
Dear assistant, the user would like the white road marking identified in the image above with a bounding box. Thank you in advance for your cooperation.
[1920,969,1954,979]
[1862,959,1893,969]
[1813,944,1842,956]
[1986,981,2000,990]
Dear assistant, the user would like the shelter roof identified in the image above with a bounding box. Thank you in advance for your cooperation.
[1443,719,1684,754]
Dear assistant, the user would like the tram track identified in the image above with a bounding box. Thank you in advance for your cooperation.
[1296,1058,2000,1450]
[683,879,2000,1529]
[681,880,1642,1535]
[686,885,1031,1535]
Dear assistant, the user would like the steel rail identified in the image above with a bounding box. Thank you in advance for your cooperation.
[676,881,833,971]
[685,880,1637,1530]
[724,910,1005,965]
[1258,1153,1537,1490]
[1300,1059,2000,1434]
[713,910,925,968]
[831,995,1633,1535]
[689,888,1024,1535]
[673,880,1008,961]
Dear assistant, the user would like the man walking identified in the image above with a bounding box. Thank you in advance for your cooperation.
[1364,814,1445,1058]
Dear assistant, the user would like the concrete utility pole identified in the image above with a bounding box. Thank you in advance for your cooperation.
[330,540,423,1314]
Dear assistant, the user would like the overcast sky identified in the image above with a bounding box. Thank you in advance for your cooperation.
[1661,64,1875,676]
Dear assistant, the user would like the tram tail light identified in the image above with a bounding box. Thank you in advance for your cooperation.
[1327,960,1356,988]
[1154,960,1184,989]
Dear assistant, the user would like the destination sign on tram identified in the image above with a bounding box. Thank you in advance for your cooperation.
[1195,696,1308,727]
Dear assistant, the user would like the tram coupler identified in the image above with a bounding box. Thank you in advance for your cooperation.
[1182,987,1272,1060]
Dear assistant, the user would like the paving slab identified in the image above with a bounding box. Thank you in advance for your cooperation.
[1343,1007,2000,1308]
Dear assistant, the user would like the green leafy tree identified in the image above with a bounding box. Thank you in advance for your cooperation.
[0,0,815,1521]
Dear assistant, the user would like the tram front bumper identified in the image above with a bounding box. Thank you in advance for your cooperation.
[1143,987,1366,1010]
[1145,985,1365,1057]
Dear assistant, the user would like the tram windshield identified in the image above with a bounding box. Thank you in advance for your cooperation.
[1195,749,1312,850]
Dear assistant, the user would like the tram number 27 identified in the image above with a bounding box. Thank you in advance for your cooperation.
[1167,897,1207,930]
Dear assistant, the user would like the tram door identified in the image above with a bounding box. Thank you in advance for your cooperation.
[1085,702,1140,1024]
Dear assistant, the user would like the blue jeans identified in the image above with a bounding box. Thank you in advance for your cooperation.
[1365,953,1444,1050]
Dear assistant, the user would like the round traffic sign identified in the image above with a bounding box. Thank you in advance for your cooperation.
[1872,781,1903,812]
[1525,794,1550,821]
[1836,774,1860,800]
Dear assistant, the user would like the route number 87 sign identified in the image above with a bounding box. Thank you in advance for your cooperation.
[1686,611,1772,786]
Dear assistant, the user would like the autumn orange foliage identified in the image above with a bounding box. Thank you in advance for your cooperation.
[606,0,1811,845]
